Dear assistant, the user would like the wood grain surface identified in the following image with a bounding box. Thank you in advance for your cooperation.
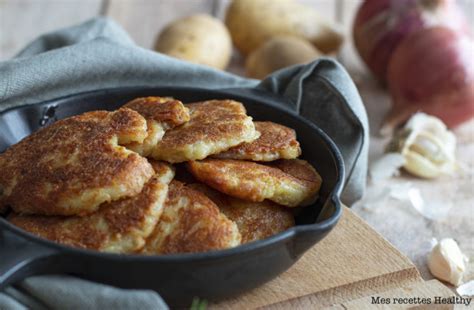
[326,280,455,310]
[212,207,424,309]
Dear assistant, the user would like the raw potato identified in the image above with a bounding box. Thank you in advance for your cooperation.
[225,0,344,55]
[155,14,232,70]
[246,36,321,79]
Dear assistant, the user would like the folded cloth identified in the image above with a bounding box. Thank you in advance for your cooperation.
[0,276,168,310]
[0,17,368,309]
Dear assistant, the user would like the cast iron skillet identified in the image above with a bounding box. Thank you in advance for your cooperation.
[0,87,344,306]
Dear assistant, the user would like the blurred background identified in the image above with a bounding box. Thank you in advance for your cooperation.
[1,0,473,131]
[1,0,473,74]
[1,0,473,284]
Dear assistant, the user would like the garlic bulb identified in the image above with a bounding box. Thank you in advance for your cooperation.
[386,113,456,178]
[428,238,468,286]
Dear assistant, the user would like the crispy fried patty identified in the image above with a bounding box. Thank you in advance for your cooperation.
[141,180,241,254]
[9,162,174,253]
[187,159,321,207]
[122,97,190,156]
[189,183,294,243]
[214,121,301,161]
[0,108,155,216]
[150,100,259,163]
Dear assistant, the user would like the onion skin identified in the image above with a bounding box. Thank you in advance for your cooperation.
[386,27,474,129]
[353,0,470,82]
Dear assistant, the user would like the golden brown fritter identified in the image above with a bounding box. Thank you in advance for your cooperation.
[9,162,175,253]
[149,160,174,177]
[0,108,155,216]
[150,100,259,163]
[141,180,241,254]
[122,97,190,156]
[214,121,301,161]
[189,183,294,243]
[187,159,321,207]
[123,97,190,128]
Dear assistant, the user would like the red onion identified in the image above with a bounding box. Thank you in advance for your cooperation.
[353,0,470,82]
[385,27,474,129]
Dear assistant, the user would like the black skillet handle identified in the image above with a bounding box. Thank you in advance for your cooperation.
[0,229,61,290]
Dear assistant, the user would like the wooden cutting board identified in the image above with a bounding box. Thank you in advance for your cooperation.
[213,207,456,309]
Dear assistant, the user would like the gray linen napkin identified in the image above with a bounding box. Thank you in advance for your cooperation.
[0,17,368,309]
[0,276,169,310]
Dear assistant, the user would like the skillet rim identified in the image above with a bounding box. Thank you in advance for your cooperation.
[0,86,344,262]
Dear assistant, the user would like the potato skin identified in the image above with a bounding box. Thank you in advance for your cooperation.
[155,14,232,70]
[225,0,344,56]
[246,36,321,79]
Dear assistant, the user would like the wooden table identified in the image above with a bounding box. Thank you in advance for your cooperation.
[1,0,473,295]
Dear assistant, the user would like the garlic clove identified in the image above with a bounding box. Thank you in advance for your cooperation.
[403,150,443,179]
[386,113,457,179]
[427,238,469,286]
